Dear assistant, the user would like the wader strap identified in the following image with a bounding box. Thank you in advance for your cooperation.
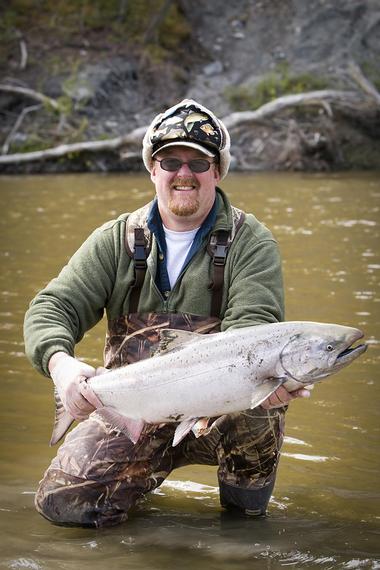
[129,228,147,313]
[208,211,246,318]
[209,230,229,318]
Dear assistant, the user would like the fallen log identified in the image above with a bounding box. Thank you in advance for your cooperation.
[0,88,375,167]
[0,84,59,111]
[347,61,380,106]
[0,127,146,165]
[222,89,361,130]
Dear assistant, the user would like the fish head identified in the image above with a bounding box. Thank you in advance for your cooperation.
[278,323,367,385]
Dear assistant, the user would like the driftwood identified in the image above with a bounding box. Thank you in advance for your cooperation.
[0,127,146,165]
[348,61,380,105]
[0,84,59,110]
[19,39,28,70]
[222,89,361,130]
[0,84,377,166]
[2,103,41,155]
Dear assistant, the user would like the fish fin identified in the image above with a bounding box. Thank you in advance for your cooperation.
[50,388,75,446]
[191,418,210,438]
[172,418,198,447]
[193,415,229,438]
[92,407,145,444]
[250,377,286,409]
[153,328,204,356]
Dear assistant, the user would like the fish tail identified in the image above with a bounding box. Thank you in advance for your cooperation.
[49,388,75,446]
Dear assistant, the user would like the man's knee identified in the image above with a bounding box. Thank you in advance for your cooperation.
[35,470,130,528]
[35,484,92,527]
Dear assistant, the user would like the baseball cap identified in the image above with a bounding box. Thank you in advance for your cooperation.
[142,99,231,179]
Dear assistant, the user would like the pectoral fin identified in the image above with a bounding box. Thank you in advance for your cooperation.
[172,418,199,446]
[50,388,75,446]
[193,415,229,438]
[191,418,210,438]
[250,378,286,409]
[92,407,146,444]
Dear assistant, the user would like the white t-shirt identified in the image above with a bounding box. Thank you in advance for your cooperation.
[163,225,200,288]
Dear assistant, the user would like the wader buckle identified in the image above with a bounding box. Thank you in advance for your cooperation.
[213,243,228,266]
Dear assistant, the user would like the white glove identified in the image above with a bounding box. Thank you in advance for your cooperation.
[49,352,100,420]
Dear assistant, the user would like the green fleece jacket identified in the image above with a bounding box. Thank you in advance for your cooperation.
[24,189,284,377]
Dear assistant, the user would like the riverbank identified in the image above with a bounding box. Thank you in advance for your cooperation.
[1,0,379,174]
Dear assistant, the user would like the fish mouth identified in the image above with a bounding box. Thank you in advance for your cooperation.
[335,330,367,366]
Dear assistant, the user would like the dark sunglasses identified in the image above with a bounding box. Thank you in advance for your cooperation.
[154,158,215,173]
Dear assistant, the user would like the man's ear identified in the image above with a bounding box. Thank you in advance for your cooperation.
[150,162,157,183]
[213,164,221,184]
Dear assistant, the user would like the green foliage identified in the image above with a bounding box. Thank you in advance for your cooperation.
[11,134,52,153]
[55,95,73,116]
[157,3,191,50]
[1,0,189,56]
[225,64,329,111]
[71,117,89,142]
[359,61,380,91]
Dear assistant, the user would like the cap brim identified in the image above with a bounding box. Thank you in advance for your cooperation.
[151,141,216,158]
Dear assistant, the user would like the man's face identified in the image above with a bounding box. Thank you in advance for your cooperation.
[150,146,220,230]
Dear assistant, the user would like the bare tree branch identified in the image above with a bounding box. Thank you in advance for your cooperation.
[19,39,28,70]
[348,61,380,105]
[2,104,41,154]
[144,0,174,44]
[0,126,146,165]
[13,29,28,70]
[222,90,360,129]
[0,84,59,111]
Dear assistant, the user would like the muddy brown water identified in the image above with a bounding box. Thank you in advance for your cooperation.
[0,172,379,569]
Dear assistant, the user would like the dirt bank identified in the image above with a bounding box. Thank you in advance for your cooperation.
[1,0,379,173]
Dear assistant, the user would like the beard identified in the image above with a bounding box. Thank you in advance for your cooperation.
[169,197,200,217]
[168,177,200,217]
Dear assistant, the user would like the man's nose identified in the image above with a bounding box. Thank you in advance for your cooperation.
[176,162,193,175]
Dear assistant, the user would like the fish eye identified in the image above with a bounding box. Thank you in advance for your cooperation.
[326,344,334,351]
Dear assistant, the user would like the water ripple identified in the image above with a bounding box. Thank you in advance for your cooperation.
[284,436,311,447]
[282,453,340,462]
[281,551,336,567]
[6,559,42,570]
[159,480,219,495]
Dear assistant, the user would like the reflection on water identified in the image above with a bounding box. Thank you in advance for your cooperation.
[0,172,379,569]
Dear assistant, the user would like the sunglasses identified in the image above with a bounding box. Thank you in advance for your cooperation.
[154,158,215,173]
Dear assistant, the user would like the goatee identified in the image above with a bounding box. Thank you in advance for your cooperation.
[169,199,200,217]
[168,177,200,217]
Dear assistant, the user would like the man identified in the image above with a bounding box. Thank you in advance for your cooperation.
[24,99,310,528]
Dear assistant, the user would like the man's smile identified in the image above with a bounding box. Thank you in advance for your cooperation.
[173,185,196,191]
[171,177,199,192]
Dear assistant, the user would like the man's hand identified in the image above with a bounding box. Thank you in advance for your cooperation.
[260,385,313,410]
[49,352,100,420]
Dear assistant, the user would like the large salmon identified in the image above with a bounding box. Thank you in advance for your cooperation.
[51,321,367,446]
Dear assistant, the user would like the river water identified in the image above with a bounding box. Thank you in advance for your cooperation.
[0,172,379,569]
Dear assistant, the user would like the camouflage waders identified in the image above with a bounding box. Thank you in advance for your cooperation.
[35,313,285,527]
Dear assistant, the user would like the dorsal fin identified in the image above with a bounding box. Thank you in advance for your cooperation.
[153,328,204,356]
